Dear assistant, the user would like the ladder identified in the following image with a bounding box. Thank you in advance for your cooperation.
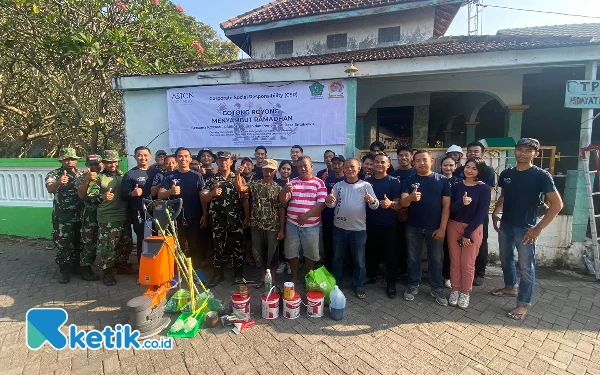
[580,145,600,281]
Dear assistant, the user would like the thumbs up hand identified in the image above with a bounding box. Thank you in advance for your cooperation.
[59,170,69,185]
[104,188,114,201]
[170,181,181,196]
[364,188,375,204]
[282,182,293,194]
[86,171,97,182]
[326,190,336,205]
[463,191,472,206]
[410,186,421,202]
[380,193,393,209]
[131,183,143,197]
[212,183,222,197]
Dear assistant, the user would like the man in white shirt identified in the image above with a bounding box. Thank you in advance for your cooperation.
[326,158,379,299]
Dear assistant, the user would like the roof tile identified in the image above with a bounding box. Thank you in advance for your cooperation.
[497,23,600,39]
[182,35,600,73]
[221,0,457,29]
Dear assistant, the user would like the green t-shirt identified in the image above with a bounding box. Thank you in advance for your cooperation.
[89,172,127,223]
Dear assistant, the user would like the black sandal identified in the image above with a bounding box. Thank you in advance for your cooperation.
[254,281,264,290]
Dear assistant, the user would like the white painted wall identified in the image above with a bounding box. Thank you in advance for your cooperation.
[122,89,339,172]
[357,72,524,113]
[251,7,435,60]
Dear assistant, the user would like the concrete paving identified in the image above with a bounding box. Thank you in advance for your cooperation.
[0,236,599,375]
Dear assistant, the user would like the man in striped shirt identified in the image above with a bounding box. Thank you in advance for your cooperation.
[279,156,327,283]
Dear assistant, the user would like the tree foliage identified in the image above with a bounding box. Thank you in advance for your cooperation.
[0,0,237,157]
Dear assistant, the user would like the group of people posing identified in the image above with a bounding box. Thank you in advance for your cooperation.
[46,137,562,320]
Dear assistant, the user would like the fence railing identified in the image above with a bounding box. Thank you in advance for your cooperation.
[359,146,558,210]
[0,167,54,207]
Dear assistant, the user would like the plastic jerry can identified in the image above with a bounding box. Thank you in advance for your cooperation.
[329,285,346,321]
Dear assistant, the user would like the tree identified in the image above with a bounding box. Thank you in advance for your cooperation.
[0,0,238,157]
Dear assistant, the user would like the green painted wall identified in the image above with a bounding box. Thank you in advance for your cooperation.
[0,206,53,238]
[0,157,128,239]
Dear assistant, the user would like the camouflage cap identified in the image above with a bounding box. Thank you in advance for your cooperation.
[262,158,278,170]
[86,154,102,164]
[101,150,120,162]
[57,147,81,161]
[216,151,232,159]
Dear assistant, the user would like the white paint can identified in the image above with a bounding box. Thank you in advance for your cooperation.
[261,292,279,319]
[306,291,324,318]
[283,292,301,319]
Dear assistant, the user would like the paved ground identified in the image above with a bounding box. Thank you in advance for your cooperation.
[0,236,599,375]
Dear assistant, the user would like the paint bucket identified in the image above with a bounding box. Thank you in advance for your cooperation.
[261,292,280,319]
[231,293,250,315]
[283,282,295,300]
[306,291,324,318]
[283,292,301,319]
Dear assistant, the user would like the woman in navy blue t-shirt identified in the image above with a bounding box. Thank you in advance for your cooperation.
[447,158,491,309]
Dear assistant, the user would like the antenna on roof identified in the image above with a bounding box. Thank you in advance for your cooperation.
[467,0,484,36]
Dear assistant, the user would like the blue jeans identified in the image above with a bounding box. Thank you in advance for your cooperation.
[405,226,444,291]
[332,226,367,293]
[498,223,535,306]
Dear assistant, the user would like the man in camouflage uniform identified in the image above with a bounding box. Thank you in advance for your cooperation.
[45,148,85,284]
[75,154,103,281]
[202,151,249,287]
[235,158,284,288]
[87,150,132,286]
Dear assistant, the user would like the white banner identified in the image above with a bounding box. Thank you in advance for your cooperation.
[167,80,348,148]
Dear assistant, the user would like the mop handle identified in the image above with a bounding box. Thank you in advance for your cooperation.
[187,257,195,315]
[153,220,196,293]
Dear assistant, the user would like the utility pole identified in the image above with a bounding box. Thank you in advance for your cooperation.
[467,0,483,36]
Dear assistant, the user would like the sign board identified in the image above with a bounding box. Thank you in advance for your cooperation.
[167,80,348,148]
[565,80,600,108]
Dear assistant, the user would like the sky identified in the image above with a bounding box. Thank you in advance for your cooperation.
[176,0,600,40]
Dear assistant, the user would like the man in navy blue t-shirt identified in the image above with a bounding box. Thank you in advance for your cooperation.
[391,146,416,278]
[322,155,346,270]
[492,138,563,321]
[159,147,207,267]
[400,150,451,306]
[366,153,402,298]
[121,146,161,264]
[453,141,496,286]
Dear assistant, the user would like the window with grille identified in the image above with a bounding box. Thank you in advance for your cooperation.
[378,27,400,43]
[327,33,347,49]
[275,40,293,55]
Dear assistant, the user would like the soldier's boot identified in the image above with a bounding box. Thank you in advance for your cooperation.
[70,260,81,275]
[58,264,71,284]
[103,267,117,286]
[207,268,225,288]
[116,262,136,275]
[80,266,99,281]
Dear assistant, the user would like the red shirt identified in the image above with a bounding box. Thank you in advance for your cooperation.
[286,176,327,227]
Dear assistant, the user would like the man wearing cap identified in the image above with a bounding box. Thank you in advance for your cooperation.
[159,147,207,267]
[322,154,345,270]
[491,138,563,320]
[121,146,160,264]
[253,146,268,180]
[198,148,216,178]
[239,156,256,267]
[87,150,133,286]
[46,148,85,284]
[235,158,284,288]
[202,151,250,286]
[152,150,167,170]
[75,154,103,281]
[446,145,464,168]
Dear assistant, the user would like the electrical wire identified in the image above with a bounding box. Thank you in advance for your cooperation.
[480,3,600,19]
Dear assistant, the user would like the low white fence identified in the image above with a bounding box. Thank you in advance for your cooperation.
[0,167,54,207]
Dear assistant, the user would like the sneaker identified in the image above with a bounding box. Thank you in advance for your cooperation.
[276,262,286,275]
[458,293,470,309]
[473,276,484,286]
[430,290,448,306]
[444,279,452,288]
[286,262,292,275]
[448,291,459,307]
[403,287,419,301]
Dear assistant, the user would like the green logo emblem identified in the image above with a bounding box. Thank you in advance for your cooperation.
[309,81,324,97]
